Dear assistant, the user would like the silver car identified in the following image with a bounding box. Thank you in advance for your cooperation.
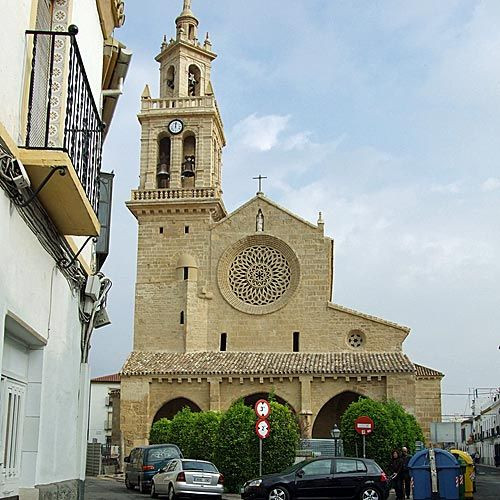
[150,459,224,499]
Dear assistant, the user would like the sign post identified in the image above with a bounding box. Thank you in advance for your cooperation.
[354,416,374,458]
[255,400,271,476]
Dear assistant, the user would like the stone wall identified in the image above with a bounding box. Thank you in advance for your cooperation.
[415,376,442,441]
[121,372,433,453]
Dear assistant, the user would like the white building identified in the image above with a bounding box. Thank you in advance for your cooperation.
[0,1,130,498]
[88,374,120,445]
[474,390,500,466]
[459,390,500,466]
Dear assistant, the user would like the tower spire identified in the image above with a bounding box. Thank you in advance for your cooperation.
[176,0,199,42]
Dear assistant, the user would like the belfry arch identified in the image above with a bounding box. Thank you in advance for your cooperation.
[312,391,365,438]
[152,397,202,423]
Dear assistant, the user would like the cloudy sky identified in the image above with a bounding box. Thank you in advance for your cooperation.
[91,0,500,418]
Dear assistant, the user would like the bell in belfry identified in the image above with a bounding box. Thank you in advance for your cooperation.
[181,155,196,177]
[156,163,170,189]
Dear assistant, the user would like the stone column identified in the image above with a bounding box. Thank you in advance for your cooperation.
[299,376,313,438]
[170,135,183,188]
[208,377,221,411]
[120,377,151,455]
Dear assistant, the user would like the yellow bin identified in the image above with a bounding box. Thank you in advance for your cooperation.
[451,449,475,498]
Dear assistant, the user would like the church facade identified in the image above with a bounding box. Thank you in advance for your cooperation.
[120,0,443,451]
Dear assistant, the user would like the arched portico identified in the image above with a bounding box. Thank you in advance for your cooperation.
[312,391,364,438]
[239,392,296,413]
[152,397,202,423]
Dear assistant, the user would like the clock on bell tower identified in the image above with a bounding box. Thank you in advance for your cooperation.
[127,0,227,353]
[129,0,226,211]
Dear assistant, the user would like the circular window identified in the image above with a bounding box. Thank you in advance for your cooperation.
[218,235,300,315]
[348,331,364,348]
[229,245,291,306]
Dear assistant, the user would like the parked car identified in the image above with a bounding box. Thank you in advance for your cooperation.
[125,444,183,493]
[150,458,224,499]
[241,456,389,500]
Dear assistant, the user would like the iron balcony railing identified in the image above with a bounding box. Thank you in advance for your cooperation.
[25,28,104,213]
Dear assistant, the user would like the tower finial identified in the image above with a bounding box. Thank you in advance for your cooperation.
[180,0,194,17]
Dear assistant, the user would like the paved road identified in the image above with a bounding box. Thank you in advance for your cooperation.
[86,471,499,500]
[475,465,500,500]
[85,477,240,500]
[85,477,144,500]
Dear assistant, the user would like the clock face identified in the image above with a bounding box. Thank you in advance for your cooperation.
[168,119,184,135]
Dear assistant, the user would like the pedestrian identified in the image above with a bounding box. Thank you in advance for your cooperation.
[401,446,412,499]
[389,450,404,500]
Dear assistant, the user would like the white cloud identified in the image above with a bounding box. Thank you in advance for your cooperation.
[430,182,461,194]
[422,2,500,108]
[232,113,290,151]
[481,177,500,192]
[283,131,312,151]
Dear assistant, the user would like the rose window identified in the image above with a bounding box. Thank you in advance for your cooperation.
[229,245,291,305]
[348,332,364,348]
[218,235,300,315]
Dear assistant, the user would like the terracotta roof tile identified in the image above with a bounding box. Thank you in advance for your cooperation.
[415,364,444,378]
[120,352,416,377]
[91,373,121,383]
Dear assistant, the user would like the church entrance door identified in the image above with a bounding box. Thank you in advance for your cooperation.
[153,397,201,423]
[312,391,364,438]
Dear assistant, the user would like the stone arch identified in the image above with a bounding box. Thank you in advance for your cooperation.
[188,64,201,96]
[312,391,365,438]
[238,392,296,414]
[152,397,202,424]
[181,131,196,188]
[157,133,171,188]
[166,65,176,96]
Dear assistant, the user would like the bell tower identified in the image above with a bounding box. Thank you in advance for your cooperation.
[133,0,225,198]
[127,0,226,353]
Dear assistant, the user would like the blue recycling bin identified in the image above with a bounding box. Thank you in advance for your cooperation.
[409,449,460,500]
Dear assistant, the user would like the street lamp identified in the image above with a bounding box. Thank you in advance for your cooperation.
[330,424,341,457]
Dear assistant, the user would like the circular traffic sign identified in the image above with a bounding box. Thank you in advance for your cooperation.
[354,416,374,435]
[255,419,270,439]
[254,399,270,419]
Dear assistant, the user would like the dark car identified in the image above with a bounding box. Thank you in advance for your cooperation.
[125,444,183,493]
[241,456,389,500]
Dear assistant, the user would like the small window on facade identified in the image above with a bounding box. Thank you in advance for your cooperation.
[348,331,364,348]
[159,227,164,234]
[220,333,227,352]
[183,267,189,280]
[293,331,300,352]
[180,311,185,324]
[185,226,190,234]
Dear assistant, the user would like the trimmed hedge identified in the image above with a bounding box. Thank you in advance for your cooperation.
[340,398,424,470]
[149,398,300,493]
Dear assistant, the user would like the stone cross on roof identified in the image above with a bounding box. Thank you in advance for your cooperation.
[253,175,267,194]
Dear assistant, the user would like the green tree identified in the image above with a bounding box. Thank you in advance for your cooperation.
[168,407,197,456]
[149,418,172,444]
[189,411,221,463]
[340,398,424,470]
[262,401,300,474]
[215,400,259,492]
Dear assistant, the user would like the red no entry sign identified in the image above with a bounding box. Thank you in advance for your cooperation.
[355,416,374,435]
[256,419,270,439]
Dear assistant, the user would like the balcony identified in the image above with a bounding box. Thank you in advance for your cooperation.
[20,29,103,236]
[130,187,221,201]
[141,95,216,112]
